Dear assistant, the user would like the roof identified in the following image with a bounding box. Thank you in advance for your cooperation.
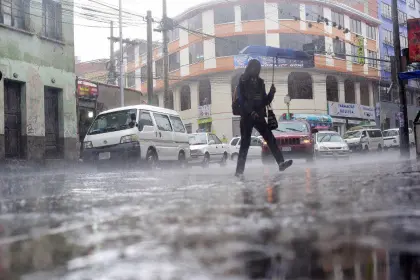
[99,104,179,116]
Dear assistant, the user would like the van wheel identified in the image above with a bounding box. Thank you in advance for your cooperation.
[146,149,158,169]
[220,152,228,166]
[178,151,188,168]
[202,153,210,168]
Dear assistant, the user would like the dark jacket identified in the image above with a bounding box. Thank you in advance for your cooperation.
[238,74,274,118]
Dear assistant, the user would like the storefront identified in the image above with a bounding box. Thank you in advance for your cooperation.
[327,101,376,135]
[77,78,98,143]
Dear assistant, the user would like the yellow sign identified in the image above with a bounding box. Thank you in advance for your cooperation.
[198,117,212,125]
[357,36,365,65]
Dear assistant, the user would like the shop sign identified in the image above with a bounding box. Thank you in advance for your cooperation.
[331,118,346,124]
[328,102,375,120]
[197,117,212,125]
[408,18,420,63]
[198,104,211,118]
[77,80,98,98]
[234,54,313,69]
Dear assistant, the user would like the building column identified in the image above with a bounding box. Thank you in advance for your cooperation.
[369,82,374,106]
[338,79,345,103]
[312,74,327,113]
[355,82,361,104]
[173,87,180,112]
[158,92,164,108]
[61,84,78,161]
[0,77,4,160]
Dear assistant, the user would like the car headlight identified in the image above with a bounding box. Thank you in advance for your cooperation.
[343,145,349,150]
[300,136,311,144]
[83,141,93,149]
[319,146,329,151]
[120,134,139,144]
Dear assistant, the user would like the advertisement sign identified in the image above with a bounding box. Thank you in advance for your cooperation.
[328,102,375,120]
[77,80,98,97]
[234,54,313,69]
[198,104,211,118]
[407,18,420,63]
[357,36,365,65]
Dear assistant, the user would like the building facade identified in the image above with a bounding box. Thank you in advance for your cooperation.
[0,0,78,161]
[378,0,420,130]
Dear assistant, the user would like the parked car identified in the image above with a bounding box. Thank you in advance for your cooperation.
[343,128,384,152]
[383,128,415,149]
[229,136,262,161]
[261,120,316,164]
[82,105,190,167]
[314,131,350,159]
[189,133,229,167]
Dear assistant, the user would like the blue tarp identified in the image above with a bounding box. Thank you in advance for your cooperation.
[398,70,420,80]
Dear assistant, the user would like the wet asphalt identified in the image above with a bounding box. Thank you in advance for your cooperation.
[1,151,420,279]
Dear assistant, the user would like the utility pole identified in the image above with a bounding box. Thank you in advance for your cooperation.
[391,0,410,156]
[146,11,154,105]
[162,0,169,105]
[118,0,124,107]
[108,21,116,85]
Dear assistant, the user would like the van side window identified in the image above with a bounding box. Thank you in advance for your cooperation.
[169,116,186,133]
[138,112,153,131]
[154,113,173,132]
[362,131,367,137]
[231,138,239,146]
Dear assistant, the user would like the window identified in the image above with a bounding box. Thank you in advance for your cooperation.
[215,35,265,57]
[305,5,322,21]
[140,65,147,83]
[43,0,62,40]
[230,138,239,146]
[409,0,415,8]
[333,38,346,59]
[170,116,186,133]
[351,19,362,34]
[279,34,325,51]
[209,134,222,144]
[189,42,204,64]
[127,48,135,63]
[288,72,313,99]
[168,28,179,42]
[88,109,137,135]
[331,11,344,27]
[251,137,261,146]
[214,6,235,24]
[278,4,300,19]
[382,2,392,19]
[126,71,135,88]
[398,10,407,25]
[344,80,355,103]
[326,76,339,102]
[185,123,192,134]
[351,44,363,64]
[138,111,154,131]
[241,2,264,21]
[199,79,211,105]
[384,29,393,45]
[0,0,28,29]
[367,25,377,40]
[155,59,163,78]
[400,34,408,48]
[383,54,391,71]
[360,82,370,106]
[180,85,191,111]
[368,50,378,68]
[168,52,180,72]
[188,14,202,30]
[164,90,174,109]
[154,114,172,131]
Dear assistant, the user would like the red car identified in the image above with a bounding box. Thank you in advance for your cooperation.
[261,120,317,163]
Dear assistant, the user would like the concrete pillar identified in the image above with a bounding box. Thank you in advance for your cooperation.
[355,82,361,104]
[173,87,180,112]
[369,82,374,106]
[0,77,4,160]
[61,83,78,160]
[338,79,345,103]
[312,74,327,113]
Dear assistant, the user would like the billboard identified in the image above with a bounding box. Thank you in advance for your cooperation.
[77,79,98,98]
[328,102,375,120]
[407,18,420,63]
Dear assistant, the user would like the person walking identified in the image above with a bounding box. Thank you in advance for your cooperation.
[234,59,292,177]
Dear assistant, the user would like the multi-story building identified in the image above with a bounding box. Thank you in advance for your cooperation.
[0,0,77,161]
[128,0,382,137]
[378,0,420,130]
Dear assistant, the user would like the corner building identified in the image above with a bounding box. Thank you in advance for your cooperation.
[136,0,381,138]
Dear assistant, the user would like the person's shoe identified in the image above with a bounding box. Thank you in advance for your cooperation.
[279,160,293,171]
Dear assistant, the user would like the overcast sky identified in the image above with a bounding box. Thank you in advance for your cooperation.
[74,0,208,62]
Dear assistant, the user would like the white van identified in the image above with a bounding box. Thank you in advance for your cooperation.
[383,128,415,149]
[82,105,190,167]
[343,128,384,152]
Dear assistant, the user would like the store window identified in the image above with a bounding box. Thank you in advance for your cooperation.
[344,80,355,103]
[278,4,300,19]
[326,76,339,102]
[189,42,204,64]
[214,5,235,24]
[288,72,313,99]
[241,2,264,21]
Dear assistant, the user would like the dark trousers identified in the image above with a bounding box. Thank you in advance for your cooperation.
[236,115,285,175]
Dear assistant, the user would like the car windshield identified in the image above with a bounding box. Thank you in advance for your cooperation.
[383,130,399,137]
[189,134,207,145]
[343,131,361,139]
[87,109,137,135]
[274,122,309,133]
[317,133,343,143]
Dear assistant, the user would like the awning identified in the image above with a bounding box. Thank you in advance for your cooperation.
[398,70,420,80]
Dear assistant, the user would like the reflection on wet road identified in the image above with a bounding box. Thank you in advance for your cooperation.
[1,152,420,279]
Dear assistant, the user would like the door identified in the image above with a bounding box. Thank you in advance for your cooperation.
[209,134,223,159]
[169,115,188,154]
[4,81,22,158]
[152,112,174,160]
[137,110,158,160]
[44,87,61,158]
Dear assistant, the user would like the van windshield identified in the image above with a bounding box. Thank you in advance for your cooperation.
[383,130,399,137]
[88,109,137,135]
[343,131,361,139]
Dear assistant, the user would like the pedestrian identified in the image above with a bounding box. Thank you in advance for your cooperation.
[234,59,292,177]
[221,134,228,143]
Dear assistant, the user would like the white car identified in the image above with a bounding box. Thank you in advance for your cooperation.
[189,133,229,167]
[229,136,262,161]
[314,131,350,158]
[383,128,415,149]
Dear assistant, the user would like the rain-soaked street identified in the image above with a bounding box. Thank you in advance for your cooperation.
[1,152,420,279]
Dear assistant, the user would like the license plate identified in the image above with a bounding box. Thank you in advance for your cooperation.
[98,152,110,160]
[282,147,292,152]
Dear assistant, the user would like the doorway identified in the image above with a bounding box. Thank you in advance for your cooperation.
[4,80,22,158]
[44,87,61,159]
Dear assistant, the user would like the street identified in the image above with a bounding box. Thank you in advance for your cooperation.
[1,151,420,279]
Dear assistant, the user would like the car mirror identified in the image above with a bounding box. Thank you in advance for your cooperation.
[208,140,215,145]
[142,125,155,132]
